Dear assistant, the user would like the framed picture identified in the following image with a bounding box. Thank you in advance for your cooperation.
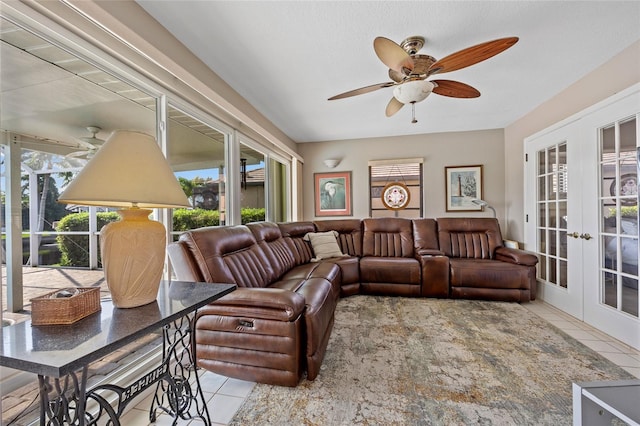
[314,171,352,216]
[445,165,483,212]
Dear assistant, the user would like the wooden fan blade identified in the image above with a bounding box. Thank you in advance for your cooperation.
[428,37,518,75]
[385,97,404,117]
[374,37,414,74]
[431,80,481,98]
[328,82,395,100]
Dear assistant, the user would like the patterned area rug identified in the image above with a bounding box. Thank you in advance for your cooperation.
[230,296,634,425]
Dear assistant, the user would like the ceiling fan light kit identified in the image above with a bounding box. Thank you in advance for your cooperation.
[329,35,519,123]
[392,80,434,104]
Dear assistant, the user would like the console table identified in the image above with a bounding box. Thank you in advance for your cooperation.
[0,280,236,425]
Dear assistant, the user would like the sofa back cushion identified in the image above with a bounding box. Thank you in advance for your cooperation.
[278,221,316,265]
[436,218,503,259]
[247,222,296,281]
[412,218,440,255]
[314,219,363,257]
[362,217,414,258]
[179,225,272,288]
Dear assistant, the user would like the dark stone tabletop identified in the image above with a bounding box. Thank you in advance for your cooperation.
[0,280,235,378]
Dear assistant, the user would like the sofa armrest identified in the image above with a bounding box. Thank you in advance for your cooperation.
[197,287,305,322]
[495,247,538,266]
[167,242,204,282]
[416,253,450,297]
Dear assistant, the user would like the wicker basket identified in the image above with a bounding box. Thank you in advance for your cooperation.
[30,287,101,326]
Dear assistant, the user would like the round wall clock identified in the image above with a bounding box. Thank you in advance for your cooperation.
[381,182,410,210]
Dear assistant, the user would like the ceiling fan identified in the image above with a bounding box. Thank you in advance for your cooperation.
[67,126,105,159]
[328,35,519,123]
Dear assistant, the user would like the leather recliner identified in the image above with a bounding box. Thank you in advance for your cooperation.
[170,224,340,386]
[436,218,538,302]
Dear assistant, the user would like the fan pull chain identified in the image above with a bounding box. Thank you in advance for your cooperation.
[411,102,417,124]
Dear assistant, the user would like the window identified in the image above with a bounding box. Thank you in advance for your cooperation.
[167,105,228,235]
[239,141,266,224]
[369,158,423,218]
[268,157,289,222]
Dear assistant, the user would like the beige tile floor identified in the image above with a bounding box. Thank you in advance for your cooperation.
[523,300,640,379]
[120,372,256,425]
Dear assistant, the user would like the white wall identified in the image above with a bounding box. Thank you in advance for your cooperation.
[504,40,640,245]
[298,129,505,223]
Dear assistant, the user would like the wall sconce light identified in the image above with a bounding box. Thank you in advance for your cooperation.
[323,158,341,169]
[471,199,496,218]
[58,130,190,308]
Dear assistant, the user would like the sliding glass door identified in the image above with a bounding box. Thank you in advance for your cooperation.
[167,105,230,234]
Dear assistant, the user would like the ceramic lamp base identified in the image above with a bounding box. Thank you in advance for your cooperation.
[100,208,165,308]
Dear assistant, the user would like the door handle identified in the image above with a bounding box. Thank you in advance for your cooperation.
[580,233,592,240]
[568,232,580,239]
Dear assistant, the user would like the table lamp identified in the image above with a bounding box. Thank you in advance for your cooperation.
[58,130,190,308]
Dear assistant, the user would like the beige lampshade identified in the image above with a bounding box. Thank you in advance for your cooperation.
[58,130,189,208]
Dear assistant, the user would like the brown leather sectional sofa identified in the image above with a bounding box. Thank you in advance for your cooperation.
[167,217,538,386]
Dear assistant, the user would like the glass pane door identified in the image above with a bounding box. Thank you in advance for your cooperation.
[528,87,639,349]
[536,143,569,289]
[599,117,638,318]
[526,122,583,319]
[581,91,639,350]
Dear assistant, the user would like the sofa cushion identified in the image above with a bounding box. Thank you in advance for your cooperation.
[437,218,503,259]
[313,219,363,296]
[278,221,316,265]
[360,257,421,284]
[179,225,272,288]
[304,231,347,262]
[319,256,360,285]
[248,222,296,281]
[362,217,414,257]
[449,258,533,289]
[314,219,363,256]
[271,262,342,299]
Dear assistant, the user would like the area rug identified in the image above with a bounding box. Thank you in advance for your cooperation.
[230,296,635,425]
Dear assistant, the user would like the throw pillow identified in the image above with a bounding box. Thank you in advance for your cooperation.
[303,231,347,262]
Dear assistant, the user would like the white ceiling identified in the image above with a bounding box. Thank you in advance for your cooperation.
[137,1,640,143]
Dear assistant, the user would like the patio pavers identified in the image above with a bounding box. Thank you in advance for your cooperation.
[2,266,108,323]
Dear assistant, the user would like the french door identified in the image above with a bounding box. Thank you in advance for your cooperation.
[525,86,639,349]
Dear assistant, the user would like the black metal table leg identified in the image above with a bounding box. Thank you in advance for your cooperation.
[149,312,211,425]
